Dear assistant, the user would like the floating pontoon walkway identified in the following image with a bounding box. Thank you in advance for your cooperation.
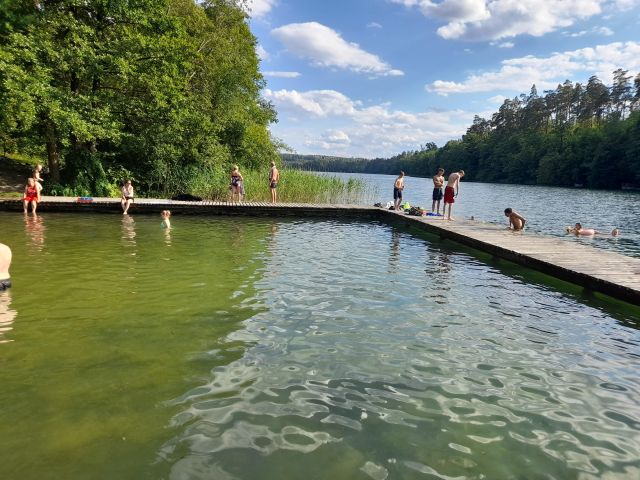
[2,196,639,305]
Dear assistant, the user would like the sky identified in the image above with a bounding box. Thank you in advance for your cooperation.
[247,0,640,158]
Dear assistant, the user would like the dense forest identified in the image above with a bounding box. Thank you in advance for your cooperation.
[283,71,640,189]
[0,0,279,196]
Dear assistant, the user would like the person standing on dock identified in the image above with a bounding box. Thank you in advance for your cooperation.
[230,166,244,202]
[121,180,134,214]
[0,243,11,291]
[432,168,445,215]
[443,170,464,220]
[393,171,405,211]
[269,161,279,203]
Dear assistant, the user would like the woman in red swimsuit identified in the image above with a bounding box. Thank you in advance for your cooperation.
[23,177,41,214]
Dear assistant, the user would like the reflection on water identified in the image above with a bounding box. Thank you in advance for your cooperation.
[121,214,137,249]
[0,290,16,344]
[0,214,638,479]
[160,221,640,480]
[23,213,46,251]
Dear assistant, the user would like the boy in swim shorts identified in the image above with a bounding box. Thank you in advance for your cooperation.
[393,171,405,211]
[444,170,464,220]
[432,168,445,215]
[269,161,279,203]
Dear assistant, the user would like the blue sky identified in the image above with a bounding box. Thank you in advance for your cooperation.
[247,0,640,158]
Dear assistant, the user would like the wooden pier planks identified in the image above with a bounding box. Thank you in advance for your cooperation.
[1,197,639,305]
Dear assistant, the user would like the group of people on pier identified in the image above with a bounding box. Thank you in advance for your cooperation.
[393,168,620,236]
[393,168,464,221]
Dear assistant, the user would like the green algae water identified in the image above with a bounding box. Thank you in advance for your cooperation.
[1,212,639,479]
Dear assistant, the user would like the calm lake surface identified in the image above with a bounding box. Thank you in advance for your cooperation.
[326,172,640,258]
[1,212,639,479]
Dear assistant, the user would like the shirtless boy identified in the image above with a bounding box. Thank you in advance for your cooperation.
[0,243,12,291]
[432,168,445,215]
[504,208,526,231]
[393,171,405,211]
[269,161,279,203]
[443,170,464,220]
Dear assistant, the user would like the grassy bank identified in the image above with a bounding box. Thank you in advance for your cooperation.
[0,159,366,204]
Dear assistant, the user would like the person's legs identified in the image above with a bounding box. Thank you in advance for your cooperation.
[23,200,28,213]
[31,200,37,214]
[437,200,441,214]
[123,199,131,214]
[271,187,277,203]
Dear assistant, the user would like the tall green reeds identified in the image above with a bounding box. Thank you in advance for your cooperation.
[189,168,366,204]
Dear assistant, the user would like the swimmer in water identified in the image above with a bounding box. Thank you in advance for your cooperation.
[160,210,171,229]
[0,243,12,291]
[565,223,620,236]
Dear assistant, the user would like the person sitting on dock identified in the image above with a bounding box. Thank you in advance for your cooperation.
[393,171,405,211]
[121,180,134,215]
[565,223,620,236]
[0,243,12,291]
[443,170,464,220]
[23,177,41,214]
[504,208,526,231]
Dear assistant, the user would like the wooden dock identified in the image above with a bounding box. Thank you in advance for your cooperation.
[1,196,639,305]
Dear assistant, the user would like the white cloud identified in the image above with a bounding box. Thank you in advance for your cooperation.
[615,0,637,9]
[271,22,404,76]
[595,26,614,36]
[367,22,383,28]
[498,41,514,48]
[247,0,276,17]
[263,71,301,78]
[256,45,269,61]
[265,88,479,156]
[393,0,605,41]
[564,26,614,37]
[488,94,507,105]
[427,41,640,95]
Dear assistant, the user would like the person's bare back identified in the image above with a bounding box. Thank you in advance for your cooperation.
[0,243,12,282]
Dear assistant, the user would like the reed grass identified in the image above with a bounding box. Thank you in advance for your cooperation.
[193,168,366,204]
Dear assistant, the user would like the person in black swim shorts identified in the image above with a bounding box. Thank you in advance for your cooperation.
[393,171,405,211]
[432,168,445,215]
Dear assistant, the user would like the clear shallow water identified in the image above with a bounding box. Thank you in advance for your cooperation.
[326,172,640,258]
[1,213,640,479]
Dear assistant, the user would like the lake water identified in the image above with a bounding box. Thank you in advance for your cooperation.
[326,172,640,258]
[1,213,639,479]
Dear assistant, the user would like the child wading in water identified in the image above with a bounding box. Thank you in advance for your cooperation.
[160,210,171,229]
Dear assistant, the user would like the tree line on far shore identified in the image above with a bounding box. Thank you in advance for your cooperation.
[283,70,640,189]
[1,0,280,197]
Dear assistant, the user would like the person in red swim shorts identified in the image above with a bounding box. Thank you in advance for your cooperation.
[443,170,464,220]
